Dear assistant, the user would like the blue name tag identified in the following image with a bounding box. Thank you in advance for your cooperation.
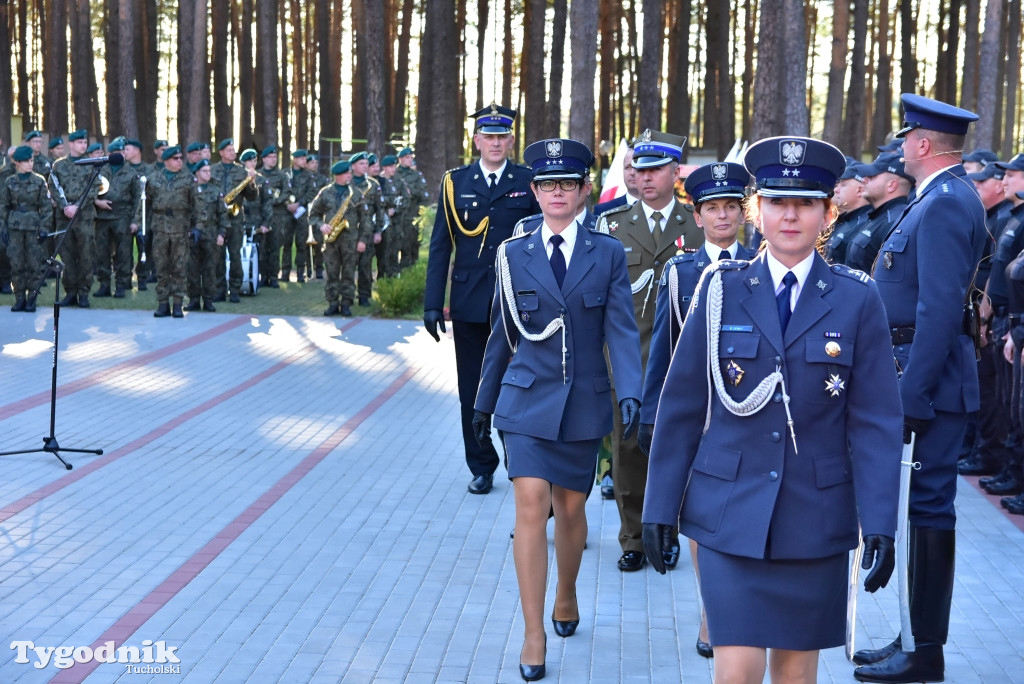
[721,325,753,332]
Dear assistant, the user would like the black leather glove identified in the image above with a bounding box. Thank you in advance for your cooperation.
[423,308,446,342]
[862,534,895,593]
[1,230,8,248]
[619,398,641,440]
[472,410,492,448]
[637,423,654,456]
[189,228,201,247]
[903,416,930,444]
[37,229,49,244]
[642,523,669,575]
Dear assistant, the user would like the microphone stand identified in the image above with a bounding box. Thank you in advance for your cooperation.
[0,164,107,470]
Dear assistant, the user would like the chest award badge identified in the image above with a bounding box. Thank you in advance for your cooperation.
[883,251,894,269]
[725,360,744,386]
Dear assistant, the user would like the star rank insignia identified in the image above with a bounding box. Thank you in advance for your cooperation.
[825,373,845,397]
[726,360,744,386]
[816,280,826,290]
[749,277,760,286]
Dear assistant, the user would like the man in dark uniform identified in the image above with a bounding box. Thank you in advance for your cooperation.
[825,160,871,265]
[855,94,986,684]
[49,129,100,308]
[845,153,913,273]
[423,104,540,494]
[93,139,141,299]
[147,146,197,318]
[595,129,703,571]
[210,138,256,302]
[395,147,430,269]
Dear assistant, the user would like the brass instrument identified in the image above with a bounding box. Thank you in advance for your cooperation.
[324,187,354,243]
[223,174,254,217]
[306,223,319,246]
[98,176,110,196]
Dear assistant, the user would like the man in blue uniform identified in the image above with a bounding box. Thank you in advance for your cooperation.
[845,153,913,273]
[423,104,541,494]
[825,160,871,265]
[855,94,987,684]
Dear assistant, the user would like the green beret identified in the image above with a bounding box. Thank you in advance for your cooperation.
[217,138,233,151]
[381,155,398,167]
[199,142,210,150]
[161,145,181,161]
[349,152,368,163]
[68,129,88,142]
[126,139,143,149]
[292,148,308,158]
[108,140,125,152]
[398,147,413,158]
[12,146,33,162]
[49,137,63,149]
[191,159,210,173]
[307,153,318,162]
[331,160,351,175]
[25,131,41,142]
[86,142,103,154]
[153,139,169,149]
[367,154,378,165]
[239,148,257,162]
[261,145,277,158]
[186,142,202,153]
[110,136,126,146]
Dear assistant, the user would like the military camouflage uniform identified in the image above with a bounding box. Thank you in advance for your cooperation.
[0,156,14,292]
[0,170,51,303]
[187,180,230,304]
[279,166,317,281]
[259,165,291,285]
[352,173,384,301]
[49,154,100,300]
[94,162,141,295]
[308,182,375,308]
[395,164,429,268]
[132,161,155,287]
[384,170,412,273]
[306,170,330,278]
[147,169,197,307]
[210,161,256,298]
[32,153,54,178]
[373,172,403,278]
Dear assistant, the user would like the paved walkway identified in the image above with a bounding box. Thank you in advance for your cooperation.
[0,308,1022,683]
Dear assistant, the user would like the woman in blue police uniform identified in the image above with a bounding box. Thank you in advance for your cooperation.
[473,139,642,681]
[642,137,902,683]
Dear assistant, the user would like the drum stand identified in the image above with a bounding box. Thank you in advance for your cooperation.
[0,167,106,470]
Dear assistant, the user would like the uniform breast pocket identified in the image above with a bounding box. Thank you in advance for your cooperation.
[802,337,855,405]
[580,289,607,329]
[717,331,761,400]
[626,251,642,269]
[875,232,909,282]
[516,292,539,312]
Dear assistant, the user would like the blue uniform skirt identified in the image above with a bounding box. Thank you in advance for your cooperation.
[698,546,847,651]
[503,432,601,494]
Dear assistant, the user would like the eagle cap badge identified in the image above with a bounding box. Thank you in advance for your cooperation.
[545,140,562,158]
[780,140,805,166]
[712,164,727,180]
[640,129,652,143]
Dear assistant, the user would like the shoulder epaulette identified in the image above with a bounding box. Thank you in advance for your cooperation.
[713,258,751,272]
[445,164,472,176]
[503,230,533,246]
[666,252,695,267]
[599,202,632,218]
[512,213,542,237]
[830,263,871,283]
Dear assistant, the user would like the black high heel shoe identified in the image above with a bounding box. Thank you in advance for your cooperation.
[519,635,546,681]
[551,593,579,637]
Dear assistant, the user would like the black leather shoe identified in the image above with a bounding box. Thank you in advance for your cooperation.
[600,475,614,500]
[519,663,545,681]
[1001,492,1024,514]
[185,298,201,312]
[153,302,171,318]
[172,302,184,318]
[617,550,646,572]
[202,301,217,312]
[853,636,901,666]
[695,638,713,658]
[24,296,36,312]
[93,284,111,297]
[324,304,341,316]
[77,294,90,308]
[980,469,1011,488]
[552,616,579,638]
[853,642,944,682]
[662,528,680,570]
[229,292,240,303]
[468,474,493,494]
[113,287,126,298]
[985,476,1022,496]
[296,274,305,283]
[58,293,78,307]
[957,455,1000,476]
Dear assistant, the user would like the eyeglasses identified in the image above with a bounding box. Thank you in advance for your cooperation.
[536,179,580,192]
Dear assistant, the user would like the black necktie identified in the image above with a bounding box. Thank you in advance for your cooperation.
[550,234,567,288]
[777,271,797,334]
[488,172,498,188]
[718,249,730,261]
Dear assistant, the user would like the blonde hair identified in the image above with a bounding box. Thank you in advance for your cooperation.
[743,194,839,256]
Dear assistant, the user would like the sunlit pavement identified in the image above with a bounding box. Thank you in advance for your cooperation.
[0,308,1021,683]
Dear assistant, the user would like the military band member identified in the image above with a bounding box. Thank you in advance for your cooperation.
[395,147,429,268]
[210,138,257,302]
[124,139,153,290]
[305,153,329,279]
[380,154,409,274]
[350,152,383,306]
[846,154,913,273]
[259,146,289,287]
[186,160,229,312]
[239,149,273,271]
[370,153,402,278]
[854,94,987,684]
[93,139,141,299]
[48,129,100,308]
[279,148,315,283]
[1,146,51,312]
[152,140,169,168]
[825,160,871,265]
[185,142,203,167]
[595,129,703,572]
[147,146,197,318]
[48,136,66,162]
[309,160,374,317]
[423,104,541,495]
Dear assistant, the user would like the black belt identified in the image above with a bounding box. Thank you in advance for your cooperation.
[157,209,175,217]
[891,326,915,345]
[1010,313,1022,324]
[15,204,31,212]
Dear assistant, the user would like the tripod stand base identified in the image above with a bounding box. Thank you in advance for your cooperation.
[0,436,104,470]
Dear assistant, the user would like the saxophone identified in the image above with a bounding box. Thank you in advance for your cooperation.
[324,186,354,243]
[223,174,254,217]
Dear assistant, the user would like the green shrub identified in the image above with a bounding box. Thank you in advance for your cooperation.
[376,261,427,317]
[414,204,436,243]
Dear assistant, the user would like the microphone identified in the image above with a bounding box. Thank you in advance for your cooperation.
[74,153,125,166]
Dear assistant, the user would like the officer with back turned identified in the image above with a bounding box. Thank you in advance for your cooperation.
[423,104,540,494]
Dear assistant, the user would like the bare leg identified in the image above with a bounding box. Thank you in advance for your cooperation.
[768,649,818,684]
[713,646,768,684]
[551,484,587,620]
[513,477,551,665]
[690,538,709,643]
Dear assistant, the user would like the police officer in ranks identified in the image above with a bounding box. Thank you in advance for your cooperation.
[304,153,329,280]
[593,145,640,216]
[49,129,100,308]
[147,145,197,319]
[423,104,540,495]
[1,145,51,312]
[185,159,229,312]
[962,148,998,175]
[309,160,375,317]
[379,154,410,275]
[210,138,257,302]
[350,151,383,306]
[93,139,141,299]
[845,153,913,273]
[472,138,642,682]
[643,136,901,684]
[395,147,430,269]
[595,129,702,572]
[854,94,987,684]
[825,159,871,265]
[513,167,598,238]
[1001,232,1024,515]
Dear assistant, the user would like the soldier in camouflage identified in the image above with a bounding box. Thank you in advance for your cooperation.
[395,147,429,269]
[0,144,14,294]
[349,152,383,306]
[186,160,230,312]
[369,153,402,279]
[304,153,329,280]
[380,155,410,275]
[278,149,316,283]
[210,139,257,303]
[308,160,375,317]
[94,139,141,298]
[48,129,100,308]
[0,146,51,311]
[258,146,291,288]
[147,146,197,318]
[26,131,54,178]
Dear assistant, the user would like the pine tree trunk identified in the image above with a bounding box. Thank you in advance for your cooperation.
[975,0,1002,150]
[638,0,662,130]
[415,0,459,193]
[118,0,139,138]
[105,0,122,135]
[475,0,488,112]
[137,0,158,150]
[822,0,849,146]
[568,0,598,150]
[239,0,255,147]
[390,0,414,140]
[841,0,868,155]
[279,0,290,154]
[351,0,367,145]
[0,0,11,146]
[363,0,387,153]
[1000,0,1021,158]
[212,0,231,143]
[666,0,691,158]
[523,0,546,143]
[900,0,917,95]
[290,0,307,148]
[546,0,567,136]
[71,0,100,135]
[871,0,892,147]
[703,0,733,159]
[256,0,279,147]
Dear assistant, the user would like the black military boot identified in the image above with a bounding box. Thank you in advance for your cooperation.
[323,303,341,316]
[185,298,201,312]
[77,293,90,308]
[202,300,217,312]
[854,527,954,683]
[11,296,26,312]
[58,292,78,307]
[339,304,353,317]
[113,286,126,298]
[94,284,111,297]
[172,298,184,318]
[24,292,37,312]
[153,302,171,318]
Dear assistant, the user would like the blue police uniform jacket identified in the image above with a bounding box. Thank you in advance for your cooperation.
[424,161,540,323]
[513,210,597,237]
[593,193,631,217]
[643,252,902,559]
[474,227,643,441]
[872,165,986,420]
[640,242,756,424]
